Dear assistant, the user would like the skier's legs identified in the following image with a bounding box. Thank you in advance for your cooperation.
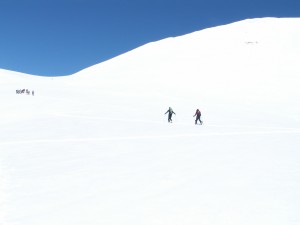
[195,115,202,124]
[169,114,172,122]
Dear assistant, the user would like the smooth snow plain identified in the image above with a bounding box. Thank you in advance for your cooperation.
[1,18,300,225]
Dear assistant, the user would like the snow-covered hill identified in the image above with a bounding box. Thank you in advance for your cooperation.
[1,18,300,225]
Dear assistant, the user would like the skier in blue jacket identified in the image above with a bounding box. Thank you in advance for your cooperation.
[165,107,176,123]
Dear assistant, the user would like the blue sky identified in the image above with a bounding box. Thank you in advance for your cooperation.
[0,0,299,76]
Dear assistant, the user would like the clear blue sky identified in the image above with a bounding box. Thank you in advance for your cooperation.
[0,0,299,76]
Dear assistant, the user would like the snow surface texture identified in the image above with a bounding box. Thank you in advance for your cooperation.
[1,18,300,225]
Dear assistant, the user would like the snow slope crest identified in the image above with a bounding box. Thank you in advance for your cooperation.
[68,17,300,123]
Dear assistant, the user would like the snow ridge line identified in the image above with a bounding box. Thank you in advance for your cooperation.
[55,113,300,130]
[0,129,299,146]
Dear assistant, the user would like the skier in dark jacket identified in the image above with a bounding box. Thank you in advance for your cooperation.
[165,107,176,123]
[193,109,203,125]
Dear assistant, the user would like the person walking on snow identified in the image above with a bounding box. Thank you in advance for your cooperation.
[165,107,176,123]
[194,109,203,125]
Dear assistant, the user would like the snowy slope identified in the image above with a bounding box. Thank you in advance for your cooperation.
[1,18,300,225]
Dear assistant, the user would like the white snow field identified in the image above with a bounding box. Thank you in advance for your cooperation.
[1,18,300,225]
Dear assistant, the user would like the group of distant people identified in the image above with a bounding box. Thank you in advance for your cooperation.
[16,89,34,96]
[165,107,203,125]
